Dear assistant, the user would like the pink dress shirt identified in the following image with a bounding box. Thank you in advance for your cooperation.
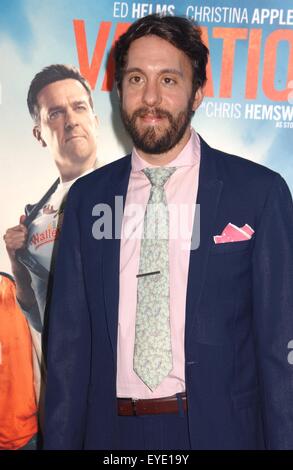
[117,129,201,399]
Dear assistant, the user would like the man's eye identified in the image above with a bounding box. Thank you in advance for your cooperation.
[163,77,176,85]
[49,110,62,120]
[75,105,86,111]
[129,76,142,84]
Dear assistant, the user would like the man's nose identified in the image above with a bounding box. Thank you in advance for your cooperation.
[142,80,162,107]
[64,108,78,130]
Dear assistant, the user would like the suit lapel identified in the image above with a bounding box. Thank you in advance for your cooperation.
[102,157,131,357]
[185,137,223,351]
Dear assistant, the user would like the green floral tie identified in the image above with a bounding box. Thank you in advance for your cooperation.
[133,167,176,391]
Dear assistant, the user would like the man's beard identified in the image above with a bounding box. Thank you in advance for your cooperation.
[120,95,194,154]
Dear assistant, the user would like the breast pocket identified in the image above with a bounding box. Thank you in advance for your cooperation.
[210,239,252,255]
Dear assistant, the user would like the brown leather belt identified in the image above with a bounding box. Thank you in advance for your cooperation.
[117,392,187,416]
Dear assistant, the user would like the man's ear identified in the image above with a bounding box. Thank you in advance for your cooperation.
[116,84,123,103]
[33,126,47,147]
[192,87,204,112]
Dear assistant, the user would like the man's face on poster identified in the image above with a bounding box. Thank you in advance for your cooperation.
[34,79,98,171]
[120,35,203,157]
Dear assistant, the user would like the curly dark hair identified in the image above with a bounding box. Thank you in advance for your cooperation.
[114,14,209,94]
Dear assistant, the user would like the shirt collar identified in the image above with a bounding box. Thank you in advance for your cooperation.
[131,128,200,172]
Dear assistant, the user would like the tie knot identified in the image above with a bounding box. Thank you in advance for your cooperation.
[143,167,176,188]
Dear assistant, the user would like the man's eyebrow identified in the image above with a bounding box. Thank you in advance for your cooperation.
[47,105,64,114]
[71,100,88,107]
[125,67,183,78]
[124,67,144,75]
[159,68,184,78]
[47,100,88,114]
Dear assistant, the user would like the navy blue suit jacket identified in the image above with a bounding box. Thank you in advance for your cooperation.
[44,137,293,449]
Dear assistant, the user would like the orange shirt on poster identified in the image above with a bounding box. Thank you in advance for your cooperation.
[0,275,38,450]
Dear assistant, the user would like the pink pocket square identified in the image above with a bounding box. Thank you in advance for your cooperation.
[214,223,254,244]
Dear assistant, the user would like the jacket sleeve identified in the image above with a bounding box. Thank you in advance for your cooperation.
[43,182,91,449]
[14,204,43,332]
[252,174,293,449]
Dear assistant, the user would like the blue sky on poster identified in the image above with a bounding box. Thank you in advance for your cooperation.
[1,0,292,105]
[0,0,292,170]
[0,0,292,271]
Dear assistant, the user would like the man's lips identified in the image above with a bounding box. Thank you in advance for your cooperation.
[139,114,165,123]
[65,135,85,142]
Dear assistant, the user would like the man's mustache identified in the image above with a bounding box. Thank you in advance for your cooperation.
[131,107,173,122]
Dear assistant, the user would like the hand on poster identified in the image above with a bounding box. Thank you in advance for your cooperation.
[3,215,36,309]
[4,215,28,262]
